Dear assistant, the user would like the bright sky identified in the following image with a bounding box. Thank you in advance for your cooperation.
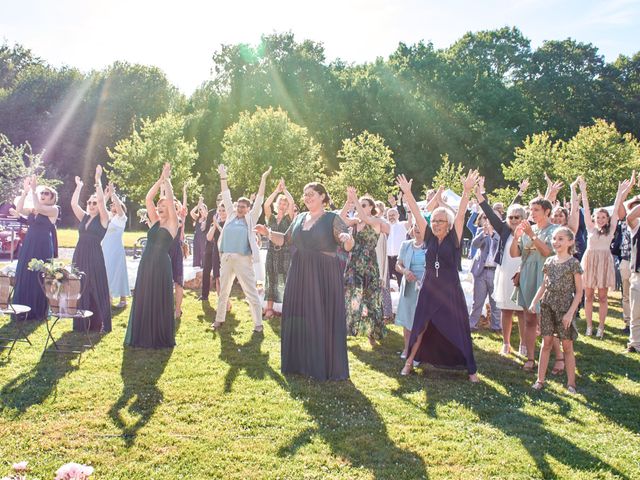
[2,0,639,94]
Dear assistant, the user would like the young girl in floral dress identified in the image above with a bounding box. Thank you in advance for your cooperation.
[529,227,583,394]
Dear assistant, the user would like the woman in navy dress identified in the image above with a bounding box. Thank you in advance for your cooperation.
[190,197,208,268]
[12,176,59,320]
[70,165,112,332]
[125,163,179,348]
[397,171,480,382]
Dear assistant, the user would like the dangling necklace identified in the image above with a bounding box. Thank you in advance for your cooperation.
[434,252,440,278]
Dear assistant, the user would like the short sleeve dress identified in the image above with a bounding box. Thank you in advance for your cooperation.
[280,211,350,381]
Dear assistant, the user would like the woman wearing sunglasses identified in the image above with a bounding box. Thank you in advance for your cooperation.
[70,165,112,332]
[12,176,59,320]
[474,177,528,356]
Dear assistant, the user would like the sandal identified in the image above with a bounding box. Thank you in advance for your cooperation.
[566,385,577,395]
[532,380,545,390]
[264,308,275,319]
[551,359,565,375]
[400,361,413,376]
[522,360,536,372]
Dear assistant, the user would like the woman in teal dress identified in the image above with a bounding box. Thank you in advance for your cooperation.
[510,198,557,371]
[256,183,355,381]
[394,225,425,358]
[70,165,112,332]
[342,188,387,346]
[125,164,179,348]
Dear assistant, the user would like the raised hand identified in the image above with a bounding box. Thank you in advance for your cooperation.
[346,186,358,203]
[577,176,587,192]
[30,175,37,191]
[338,232,352,244]
[254,225,269,236]
[95,164,103,183]
[218,164,227,178]
[396,174,413,195]
[75,176,84,189]
[519,178,530,193]
[475,176,485,197]
[261,166,272,180]
[462,169,479,192]
[22,176,31,193]
[618,176,634,197]
[162,162,171,180]
[277,178,285,192]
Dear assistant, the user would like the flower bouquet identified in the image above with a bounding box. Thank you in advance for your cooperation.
[28,259,83,315]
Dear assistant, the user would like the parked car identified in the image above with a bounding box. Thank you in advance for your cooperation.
[0,216,27,258]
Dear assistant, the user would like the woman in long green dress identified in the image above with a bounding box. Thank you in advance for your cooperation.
[255,183,355,381]
[125,163,179,348]
[342,188,386,346]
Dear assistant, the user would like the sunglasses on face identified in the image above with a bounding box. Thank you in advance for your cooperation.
[40,191,51,197]
[87,201,98,206]
[508,216,521,220]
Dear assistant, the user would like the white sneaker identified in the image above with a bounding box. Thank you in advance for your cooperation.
[400,352,407,360]
[585,326,593,336]
[518,344,527,357]
[596,327,604,339]
[412,360,420,367]
[500,344,511,355]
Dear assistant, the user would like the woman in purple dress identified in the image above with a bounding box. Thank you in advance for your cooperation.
[397,171,480,382]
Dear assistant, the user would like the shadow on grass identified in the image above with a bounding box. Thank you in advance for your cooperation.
[403,339,630,479]
[215,313,286,393]
[108,345,175,448]
[280,376,428,479]
[0,318,41,361]
[0,330,104,415]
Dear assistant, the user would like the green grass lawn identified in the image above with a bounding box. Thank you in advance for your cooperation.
[0,289,638,479]
[56,228,146,249]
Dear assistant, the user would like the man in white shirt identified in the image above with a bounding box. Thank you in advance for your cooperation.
[386,207,410,289]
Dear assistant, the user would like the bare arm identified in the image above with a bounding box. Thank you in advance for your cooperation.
[16,177,30,216]
[163,164,179,236]
[455,170,479,243]
[578,177,594,231]
[627,203,640,229]
[528,275,547,312]
[510,223,524,258]
[283,186,296,219]
[610,174,635,228]
[71,176,87,222]
[145,177,162,226]
[396,175,428,238]
[567,178,580,234]
[94,165,109,228]
[264,178,284,220]
[348,187,382,231]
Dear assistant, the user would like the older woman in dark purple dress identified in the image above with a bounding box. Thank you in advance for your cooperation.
[397,171,480,382]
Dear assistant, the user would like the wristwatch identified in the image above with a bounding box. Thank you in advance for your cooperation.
[530,234,538,241]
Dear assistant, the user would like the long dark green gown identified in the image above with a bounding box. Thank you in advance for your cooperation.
[125,222,175,348]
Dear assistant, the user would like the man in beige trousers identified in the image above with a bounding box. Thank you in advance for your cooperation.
[212,164,271,333]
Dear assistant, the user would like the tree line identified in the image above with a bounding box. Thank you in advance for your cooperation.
[1,28,639,224]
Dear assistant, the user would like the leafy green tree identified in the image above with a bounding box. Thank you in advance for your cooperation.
[327,131,395,205]
[0,133,59,202]
[0,42,43,92]
[502,132,561,199]
[429,154,465,195]
[557,119,640,206]
[108,113,200,208]
[221,107,324,199]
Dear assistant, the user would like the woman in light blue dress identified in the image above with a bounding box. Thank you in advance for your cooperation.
[394,224,425,359]
[102,183,130,308]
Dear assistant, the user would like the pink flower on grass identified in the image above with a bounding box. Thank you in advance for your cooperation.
[12,461,28,472]
[54,463,94,480]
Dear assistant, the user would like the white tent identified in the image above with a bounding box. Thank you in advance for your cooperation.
[417,189,462,210]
